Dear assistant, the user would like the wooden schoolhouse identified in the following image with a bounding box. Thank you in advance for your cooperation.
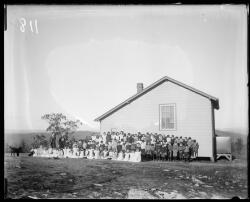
[95,76,219,161]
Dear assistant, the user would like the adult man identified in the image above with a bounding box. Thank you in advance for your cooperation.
[106,132,112,144]
[102,132,107,144]
[145,142,151,161]
[50,134,56,148]
[161,143,168,161]
[178,143,184,160]
[184,145,190,162]
[59,136,65,150]
[150,144,155,161]
[167,142,173,161]
[187,137,193,158]
[193,140,199,158]
[155,141,161,161]
[145,132,151,145]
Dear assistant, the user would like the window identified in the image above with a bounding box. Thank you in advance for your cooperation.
[159,104,176,130]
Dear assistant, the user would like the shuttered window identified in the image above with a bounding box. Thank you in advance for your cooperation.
[159,104,176,130]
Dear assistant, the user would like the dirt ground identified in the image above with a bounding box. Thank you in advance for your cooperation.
[4,153,248,199]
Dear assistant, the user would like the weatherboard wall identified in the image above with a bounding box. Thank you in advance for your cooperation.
[100,81,213,158]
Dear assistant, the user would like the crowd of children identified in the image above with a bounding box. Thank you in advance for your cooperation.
[30,131,199,162]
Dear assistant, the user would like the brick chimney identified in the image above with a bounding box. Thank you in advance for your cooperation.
[137,83,144,93]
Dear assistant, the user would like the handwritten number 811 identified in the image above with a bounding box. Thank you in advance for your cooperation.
[19,18,39,34]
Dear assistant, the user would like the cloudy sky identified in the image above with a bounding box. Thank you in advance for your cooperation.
[5,5,248,134]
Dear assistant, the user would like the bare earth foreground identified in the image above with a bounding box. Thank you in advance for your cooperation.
[4,153,248,199]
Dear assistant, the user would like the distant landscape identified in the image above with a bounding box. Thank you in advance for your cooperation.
[4,130,99,153]
[4,129,248,160]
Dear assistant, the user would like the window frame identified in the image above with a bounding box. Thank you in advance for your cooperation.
[159,103,177,131]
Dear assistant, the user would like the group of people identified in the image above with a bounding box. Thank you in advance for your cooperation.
[30,131,199,162]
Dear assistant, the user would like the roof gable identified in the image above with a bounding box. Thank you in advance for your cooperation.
[94,76,219,121]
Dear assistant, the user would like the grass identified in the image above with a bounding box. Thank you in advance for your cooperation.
[4,153,248,199]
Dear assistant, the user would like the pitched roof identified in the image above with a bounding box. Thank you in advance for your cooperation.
[94,76,219,121]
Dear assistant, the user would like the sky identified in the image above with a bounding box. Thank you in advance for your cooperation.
[4,5,248,134]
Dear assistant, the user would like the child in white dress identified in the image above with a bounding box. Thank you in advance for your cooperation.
[112,150,118,160]
[72,144,79,158]
[52,149,59,158]
[79,149,84,158]
[66,147,71,158]
[103,148,109,159]
[46,148,51,157]
[134,148,142,162]
[46,148,50,158]
[36,147,41,157]
[108,142,112,151]
[58,149,64,158]
[43,148,48,157]
[41,148,46,157]
[47,148,52,158]
[108,149,114,160]
[94,147,100,159]
[124,149,130,161]
[63,148,67,158]
[117,151,124,161]
[33,148,38,157]
[129,150,136,162]
[87,148,94,159]
[85,148,90,158]
[68,148,74,158]
[39,148,44,157]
